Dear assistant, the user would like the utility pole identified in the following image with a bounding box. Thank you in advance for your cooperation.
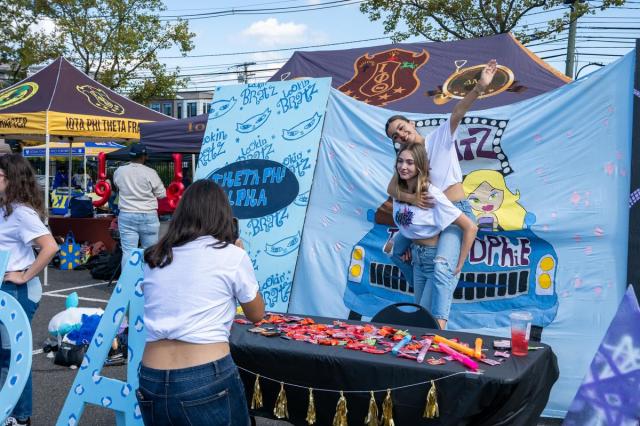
[235,62,256,84]
[564,0,581,79]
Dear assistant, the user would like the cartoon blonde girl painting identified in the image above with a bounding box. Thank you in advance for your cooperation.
[462,170,527,231]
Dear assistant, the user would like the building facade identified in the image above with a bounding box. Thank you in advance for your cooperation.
[148,90,213,119]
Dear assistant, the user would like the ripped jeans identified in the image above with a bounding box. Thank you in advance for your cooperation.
[391,200,475,321]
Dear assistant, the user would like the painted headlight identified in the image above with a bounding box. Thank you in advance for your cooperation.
[348,245,365,283]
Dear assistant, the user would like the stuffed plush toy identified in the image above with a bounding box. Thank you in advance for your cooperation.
[48,292,104,336]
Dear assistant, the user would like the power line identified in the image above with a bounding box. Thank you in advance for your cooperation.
[158,35,391,59]
[163,0,310,12]
[158,0,364,21]
[130,67,282,80]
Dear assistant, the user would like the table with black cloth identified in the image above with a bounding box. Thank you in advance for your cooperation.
[230,315,559,426]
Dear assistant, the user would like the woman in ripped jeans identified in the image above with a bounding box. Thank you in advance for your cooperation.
[388,144,477,329]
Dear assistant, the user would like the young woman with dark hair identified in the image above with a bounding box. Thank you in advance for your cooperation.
[137,179,264,426]
[390,144,477,329]
[0,154,58,426]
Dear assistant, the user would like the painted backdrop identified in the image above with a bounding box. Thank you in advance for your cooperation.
[288,53,634,415]
[195,78,331,313]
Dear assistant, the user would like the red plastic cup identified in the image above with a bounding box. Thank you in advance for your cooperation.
[509,311,533,356]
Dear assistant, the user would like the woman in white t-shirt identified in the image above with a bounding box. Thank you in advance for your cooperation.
[137,179,264,426]
[390,143,477,329]
[0,154,58,426]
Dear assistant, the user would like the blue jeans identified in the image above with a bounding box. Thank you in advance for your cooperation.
[391,200,476,319]
[410,244,440,315]
[118,211,160,271]
[137,354,250,426]
[0,280,40,420]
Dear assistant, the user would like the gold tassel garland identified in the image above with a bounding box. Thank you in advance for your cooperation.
[364,391,379,426]
[332,390,348,426]
[306,388,317,425]
[251,374,263,409]
[273,382,289,419]
[423,380,439,419]
[380,389,394,426]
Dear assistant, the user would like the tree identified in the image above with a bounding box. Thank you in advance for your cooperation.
[0,1,65,87]
[40,0,195,103]
[360,0,626,44]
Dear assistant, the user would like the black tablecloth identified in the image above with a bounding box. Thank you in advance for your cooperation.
[230,316,559,426]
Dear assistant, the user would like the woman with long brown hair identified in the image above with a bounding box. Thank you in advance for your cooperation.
[137,179,264,426]
[389,143,477,329]
[0,154,58,426]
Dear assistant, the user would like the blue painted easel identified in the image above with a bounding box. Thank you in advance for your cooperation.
[57,250,146,426]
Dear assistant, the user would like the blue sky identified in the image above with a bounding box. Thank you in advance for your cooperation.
[158,0,640,90]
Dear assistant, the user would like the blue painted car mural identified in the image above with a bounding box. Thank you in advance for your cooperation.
[343,207,559,327]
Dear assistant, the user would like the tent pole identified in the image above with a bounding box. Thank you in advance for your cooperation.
[68,141,72,190]
[83,153,87,191]
[44,121,50,287]
[192,153,196,178]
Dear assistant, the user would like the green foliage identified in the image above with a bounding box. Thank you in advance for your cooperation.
[0,0,195,103]
[41,0,195,103]
[0,0,65,87]
[360,0,627,44]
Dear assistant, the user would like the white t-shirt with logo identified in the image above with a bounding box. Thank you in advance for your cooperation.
[0,204,50,271]
[418,119,462,191]
[393,184,462,239]
[142,236,259,344]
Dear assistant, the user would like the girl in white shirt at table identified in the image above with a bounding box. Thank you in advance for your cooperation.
[138,179,264,426]
[0,154,58,426]
[390,143,477,329]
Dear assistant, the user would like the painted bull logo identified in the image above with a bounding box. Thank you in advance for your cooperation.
[76,84,125,115]
[338,48,429,106]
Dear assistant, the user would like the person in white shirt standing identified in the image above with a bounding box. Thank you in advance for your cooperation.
[138,179,264,426]
[390,143,477,329]
[114,144,166,271]
[0,154,58,426]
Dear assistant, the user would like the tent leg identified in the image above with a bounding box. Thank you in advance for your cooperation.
[44,129,50,287]
[83,154,87,192]
[192,154,196,178]
[68,141,72,189]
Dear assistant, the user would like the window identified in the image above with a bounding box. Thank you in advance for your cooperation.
[187,102,198,117]
[163,103,173,117]
[150,102,160,112]
[177,104,183,119]
[206,104,212,113]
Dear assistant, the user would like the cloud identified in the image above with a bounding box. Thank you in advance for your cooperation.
[242,18,308,46]
[30,17,57,35]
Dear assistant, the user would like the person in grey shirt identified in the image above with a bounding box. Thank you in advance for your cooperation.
[114,144,166,270]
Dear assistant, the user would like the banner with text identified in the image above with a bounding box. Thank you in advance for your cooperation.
[195,78,331,313]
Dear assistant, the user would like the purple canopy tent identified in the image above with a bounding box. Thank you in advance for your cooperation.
[269,33,570,113]
[139,113,207,154]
